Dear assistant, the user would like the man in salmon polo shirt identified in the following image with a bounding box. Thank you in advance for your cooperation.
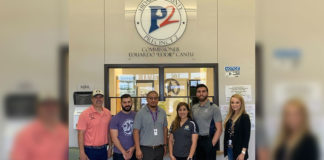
[10,98,68,160]
[77,89,112,160]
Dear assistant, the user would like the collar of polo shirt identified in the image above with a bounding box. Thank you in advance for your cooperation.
[90,105,106,114]
[145,105,160,112]
[199,99,211,107]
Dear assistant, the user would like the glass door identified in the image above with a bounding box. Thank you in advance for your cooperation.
[108,68,159,115]
[163,68,215,127]
[105,64,218,121]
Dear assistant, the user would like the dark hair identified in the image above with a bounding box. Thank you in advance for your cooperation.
[121,94,131,101]
[146,91,159,97]
[171,102,192,132]
[196,84,208,92]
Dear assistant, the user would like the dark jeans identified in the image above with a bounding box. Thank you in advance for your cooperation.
[175,156,188,160]
[84,146,107,160]
[196,136,217,160]
[227,147,234,160]
[140,145,164,160]
[113,152,136,160]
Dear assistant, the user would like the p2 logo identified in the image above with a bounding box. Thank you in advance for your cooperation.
[135,0,187,46]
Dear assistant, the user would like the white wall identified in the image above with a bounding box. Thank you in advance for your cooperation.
[0,0,68,159]
[257,0,324,156]
[69,0,106,148]
[69,0,255,159]
[105,0,218,64]
[218,0,255,159]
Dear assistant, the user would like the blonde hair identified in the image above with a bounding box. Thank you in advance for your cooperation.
[273,98,310,159]
[223,94,247,129]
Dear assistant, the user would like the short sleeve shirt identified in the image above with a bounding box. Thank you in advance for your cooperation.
[110,111,136,154]
[192,100,222,136]
[77,105,112,146]
[170,119,198,157]
[133,105,168,146]
[10,120,68,160]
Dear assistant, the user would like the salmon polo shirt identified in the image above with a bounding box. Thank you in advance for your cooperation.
[11,120,69,160]
[77,105,112,146]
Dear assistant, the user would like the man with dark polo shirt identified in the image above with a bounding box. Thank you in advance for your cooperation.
[133,91,168,160]
[192,84,223,160]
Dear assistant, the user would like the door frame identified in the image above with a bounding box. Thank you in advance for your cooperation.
[104,63,218,109]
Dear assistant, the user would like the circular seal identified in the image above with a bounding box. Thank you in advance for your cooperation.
[135,0,187,46]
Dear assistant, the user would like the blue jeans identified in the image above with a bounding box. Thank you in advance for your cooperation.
[84,146,107,160]
[113,152,136,160]
[227,147,234,160]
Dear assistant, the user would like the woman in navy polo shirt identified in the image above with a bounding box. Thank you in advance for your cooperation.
[169,102,198,160]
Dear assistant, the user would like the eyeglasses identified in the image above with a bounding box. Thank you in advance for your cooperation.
[147,97,159,100]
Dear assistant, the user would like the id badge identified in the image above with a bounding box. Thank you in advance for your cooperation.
[154,129,158,136]
[228,140,232,145]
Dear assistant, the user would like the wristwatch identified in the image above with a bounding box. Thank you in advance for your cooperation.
[241,150,246,155]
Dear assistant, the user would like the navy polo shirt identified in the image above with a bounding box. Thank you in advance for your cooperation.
[170,119,198,157]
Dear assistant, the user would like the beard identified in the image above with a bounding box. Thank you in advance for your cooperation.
[198,95,208,102]
[122,105,132,112]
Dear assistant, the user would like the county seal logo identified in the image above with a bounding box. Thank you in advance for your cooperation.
[135,0,187,46]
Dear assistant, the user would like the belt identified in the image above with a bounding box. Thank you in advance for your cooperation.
[84,144,107,149]
[199,135,210,138]
[140,145,164,150]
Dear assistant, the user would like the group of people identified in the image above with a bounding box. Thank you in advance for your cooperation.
[77,84,251,160]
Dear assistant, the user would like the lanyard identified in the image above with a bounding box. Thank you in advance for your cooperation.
[149,107,158,124]
[228,119,234,139]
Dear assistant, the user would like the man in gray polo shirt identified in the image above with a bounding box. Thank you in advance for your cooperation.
[133,91,168,160]
[192,84,222,160]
